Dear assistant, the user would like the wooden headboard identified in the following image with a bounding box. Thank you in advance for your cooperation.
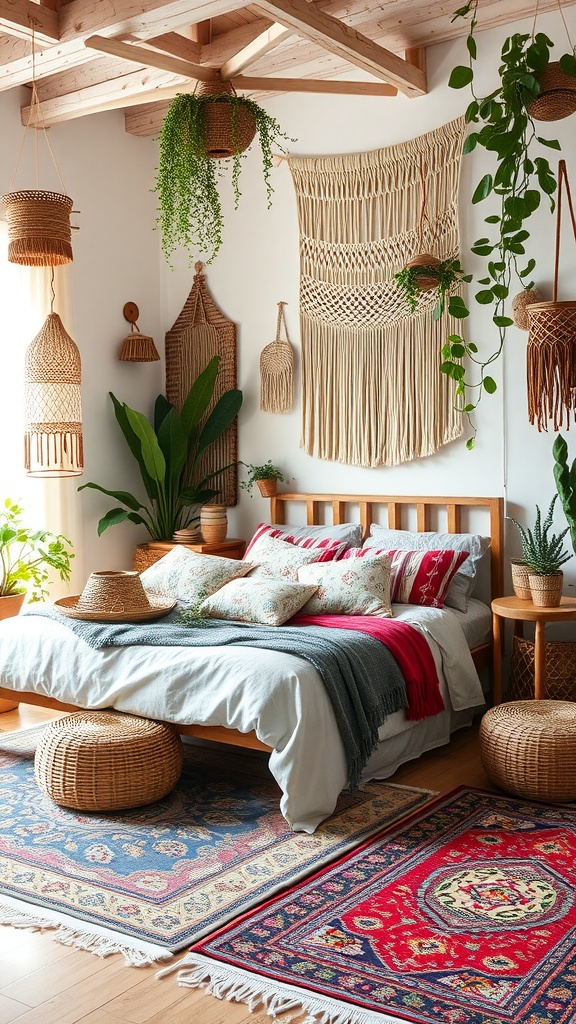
[269,492,504,604]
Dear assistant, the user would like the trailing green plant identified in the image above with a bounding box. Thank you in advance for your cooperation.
[509,495,572,575]
[155,92,293,266]
[239,460,289,495]
[552,433,576,556]
[394,257,472,319]
[444,0,576,446]
[79,356,242,540]
[0,498,73,602]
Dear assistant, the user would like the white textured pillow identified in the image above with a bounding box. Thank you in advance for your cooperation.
[199,578,318,626]
[297,555,392,618]
[140,547,253,607]
[364,527,490,613]
[247,533,328,581]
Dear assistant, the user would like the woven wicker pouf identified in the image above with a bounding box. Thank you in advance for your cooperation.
[34,710,183,811]
[480,700,576,803]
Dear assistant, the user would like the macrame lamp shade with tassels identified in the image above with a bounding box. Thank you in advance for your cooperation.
[24,312,83,477]
[2,189,74,267]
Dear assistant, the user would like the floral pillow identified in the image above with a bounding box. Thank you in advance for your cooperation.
[199,578,318,626]
[343,547,468,608]
[139,546,253,607]
[243,522,350,561]
[297,555,392,618]
[247,533,331,581]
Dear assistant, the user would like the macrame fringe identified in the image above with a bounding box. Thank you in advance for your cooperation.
[0,896,173,967]
[260,362,294,413]
[527,338,576,431]
[162,953,401,1024]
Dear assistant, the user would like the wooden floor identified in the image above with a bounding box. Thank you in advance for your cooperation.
[0,705,496,1024]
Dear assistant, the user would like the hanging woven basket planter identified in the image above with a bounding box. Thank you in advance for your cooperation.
[527,62,576,122]
[404,253,442,292]
[527,160,576,431]
[196,80,256,159]
[2,189,74,266]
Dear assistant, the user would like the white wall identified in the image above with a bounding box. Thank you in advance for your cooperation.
[2,6,576,600]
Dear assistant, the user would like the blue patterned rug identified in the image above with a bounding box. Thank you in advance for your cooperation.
[0,726,432,965]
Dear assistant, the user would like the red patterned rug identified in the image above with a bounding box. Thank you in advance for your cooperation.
[170,787,576,1024]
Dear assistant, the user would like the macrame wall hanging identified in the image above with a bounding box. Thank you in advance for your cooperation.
[288,117,466,468]
[260,301,294,413]
[165,261,238,506]
[527,159,576,431]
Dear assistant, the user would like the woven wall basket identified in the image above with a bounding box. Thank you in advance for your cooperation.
[528,62,576,122]
[196,80,256,159]
[260,302,294,413]
[3,190,73,266]
[165,261,238,506]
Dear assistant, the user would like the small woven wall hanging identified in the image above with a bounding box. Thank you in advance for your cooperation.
[260,301,294,413]
[119,301,160,362]
[24,308,83,477]
[527,159,576,431]
[165,262,238,506]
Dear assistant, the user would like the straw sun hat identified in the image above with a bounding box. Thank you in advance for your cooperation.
[54,571,175,622]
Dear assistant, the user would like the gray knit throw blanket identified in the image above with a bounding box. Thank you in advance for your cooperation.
[28,610,407,790]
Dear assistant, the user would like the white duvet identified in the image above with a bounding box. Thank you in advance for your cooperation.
[0,605,484,832]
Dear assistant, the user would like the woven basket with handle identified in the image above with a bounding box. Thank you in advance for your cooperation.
[260,302,295,413]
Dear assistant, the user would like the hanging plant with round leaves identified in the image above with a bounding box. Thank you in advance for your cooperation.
[443,0,576,447]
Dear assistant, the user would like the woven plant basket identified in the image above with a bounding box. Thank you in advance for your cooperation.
[34,710,183,811]
[200,504,228,543]
[528,570,563,607]
[528,61,576,122]
[527,160,576,431]
[511,288,544,330]
[510,635,576,702]
[3,190,73,266]
[119,333,159,362]
[405,253,441,292]
[510,559,531,600]
[479,700,576,802]
[196,80,256,159]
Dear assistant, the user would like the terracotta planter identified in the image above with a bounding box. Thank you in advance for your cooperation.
[257,478,278,497]
[0,592,25,712]
[528,571,563,608]
[510,559,531,600]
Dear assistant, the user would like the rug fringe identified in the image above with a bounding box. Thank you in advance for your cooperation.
[0,900,173,967]
[170,953,402,1024]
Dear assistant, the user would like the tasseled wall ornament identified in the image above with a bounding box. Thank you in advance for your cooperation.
[260,302,294,413]
[24,310,83,477]
[288,117,466,468]
[527,160,576,431]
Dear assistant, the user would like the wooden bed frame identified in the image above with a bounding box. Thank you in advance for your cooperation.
[0,492,503,753]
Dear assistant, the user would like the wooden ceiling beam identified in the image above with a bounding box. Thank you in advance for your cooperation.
[143,32,201,62]
[0,0,58,43]
[84,34,217,82]
[201,20,279,67]
[220,23,294,79]
[251,0,426,96]
[233,75,396,95]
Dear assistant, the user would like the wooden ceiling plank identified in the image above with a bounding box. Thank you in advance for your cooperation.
[143,31,201,62]
[57,0,245,43]
[0,0,58,43]
[220,22,294,79]
[251,0,426,95]
[232,75,397,95]
[84,34,217,82]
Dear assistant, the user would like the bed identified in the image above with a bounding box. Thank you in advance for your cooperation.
[0,492,503,832]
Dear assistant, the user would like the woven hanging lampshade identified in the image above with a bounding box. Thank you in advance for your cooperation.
[2,190,74,267]
[24,311,83,477]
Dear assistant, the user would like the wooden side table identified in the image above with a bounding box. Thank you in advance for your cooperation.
[134,538,246,572]
[491,595,576,704]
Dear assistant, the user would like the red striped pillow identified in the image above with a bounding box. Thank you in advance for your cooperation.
[343,547,468,608]
[244,523,346,562]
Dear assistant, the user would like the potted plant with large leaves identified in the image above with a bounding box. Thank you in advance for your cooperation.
[79,356,242,562]
[442,0,576,445]
[0,498,73,617]
[155,81,293,266]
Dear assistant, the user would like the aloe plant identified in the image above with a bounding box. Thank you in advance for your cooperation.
[509,495,571,575]
[79,357,242,540]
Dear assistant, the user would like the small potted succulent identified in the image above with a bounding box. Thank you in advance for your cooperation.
[509,496,571,607]
[0,498,74,617]
[240,461,288,498]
